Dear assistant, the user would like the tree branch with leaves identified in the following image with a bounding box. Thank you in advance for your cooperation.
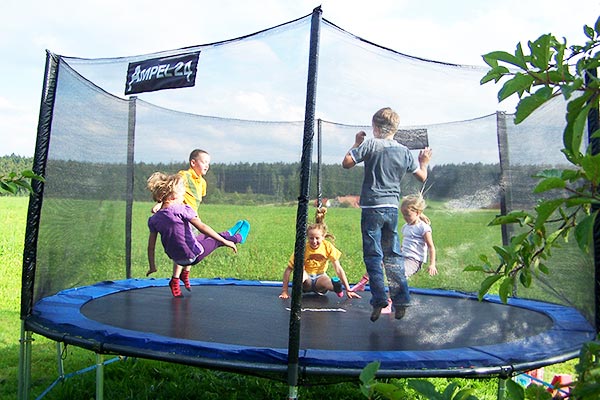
[0,170,44,195]
[466,17,600,304]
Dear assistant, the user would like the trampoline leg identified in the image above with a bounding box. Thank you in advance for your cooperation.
[96,354,104,400]
[497,377,507,400]
[18,323,33,400]
[56,342,65,380]
[287,385,298,400]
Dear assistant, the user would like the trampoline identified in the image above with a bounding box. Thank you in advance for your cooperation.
[18,7,600,400]
[25,278,595,380]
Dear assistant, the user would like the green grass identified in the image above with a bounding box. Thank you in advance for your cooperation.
[0,196,578,399]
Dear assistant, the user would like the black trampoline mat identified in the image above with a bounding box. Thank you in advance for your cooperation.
[81,285,553,352]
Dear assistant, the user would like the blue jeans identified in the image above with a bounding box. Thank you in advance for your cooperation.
[361,207,410,308]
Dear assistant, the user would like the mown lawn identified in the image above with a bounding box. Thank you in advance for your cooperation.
[1,196,577,399]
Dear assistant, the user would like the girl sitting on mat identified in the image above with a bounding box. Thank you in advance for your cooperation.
[146,172,250,297]
[278,208,361,300]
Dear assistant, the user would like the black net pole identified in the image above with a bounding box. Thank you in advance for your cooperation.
[496,111,512,247]
[317,118,322,208]
[287,6,321,400]
[587,69,600,333]
[20,51,59,319]
[125,96,137,280]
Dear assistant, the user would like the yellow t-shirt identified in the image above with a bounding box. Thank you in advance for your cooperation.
[288,240,342,275]
[178,167,207,213]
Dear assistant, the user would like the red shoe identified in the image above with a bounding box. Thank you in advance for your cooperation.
[350,274,369,292]
[181,270,191,291]
[169,277,183,298]
[381,299,393,314]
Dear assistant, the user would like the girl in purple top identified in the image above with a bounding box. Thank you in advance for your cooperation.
[146,172,250,297]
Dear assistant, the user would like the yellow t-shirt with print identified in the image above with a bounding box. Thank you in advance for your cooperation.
[178,167,207,213]
[287,240,342,275]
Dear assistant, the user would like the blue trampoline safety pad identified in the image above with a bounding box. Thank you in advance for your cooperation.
[28,278,596,375]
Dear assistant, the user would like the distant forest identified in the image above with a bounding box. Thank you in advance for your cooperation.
[1,155,504,205]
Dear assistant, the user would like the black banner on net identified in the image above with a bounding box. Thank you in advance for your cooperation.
[125,51,200,95]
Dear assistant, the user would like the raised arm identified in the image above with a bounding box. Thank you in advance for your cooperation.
[342,131,366,169]
[414,147,432,182]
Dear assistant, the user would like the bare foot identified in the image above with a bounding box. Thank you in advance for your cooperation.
[146,269,157,277]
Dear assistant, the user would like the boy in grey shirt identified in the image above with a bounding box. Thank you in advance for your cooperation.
[342,107,432,321]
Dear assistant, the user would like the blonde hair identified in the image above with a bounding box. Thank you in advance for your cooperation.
[401,193,427,212]
[307,207,335,242]
[147,172,183,203]
[372,107,400,137]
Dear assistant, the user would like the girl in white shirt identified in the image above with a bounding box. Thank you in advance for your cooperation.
[350,194,437,293]
[398,194,437,277]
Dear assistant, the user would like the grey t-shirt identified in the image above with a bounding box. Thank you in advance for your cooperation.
[350,137,418,207]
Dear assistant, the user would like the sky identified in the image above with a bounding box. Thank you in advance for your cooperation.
[1,0,599,157]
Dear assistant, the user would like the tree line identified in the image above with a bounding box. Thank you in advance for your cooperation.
[2,155,507,205]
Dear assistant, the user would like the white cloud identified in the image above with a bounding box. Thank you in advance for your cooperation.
[1,0,598,156]
[0,96,16,110]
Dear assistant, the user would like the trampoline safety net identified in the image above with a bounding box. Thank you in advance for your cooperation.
[22,10,596,378]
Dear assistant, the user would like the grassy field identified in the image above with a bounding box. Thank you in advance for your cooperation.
[0,196,578,399]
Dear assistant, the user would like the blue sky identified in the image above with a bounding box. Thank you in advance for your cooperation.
[1,0,598,157]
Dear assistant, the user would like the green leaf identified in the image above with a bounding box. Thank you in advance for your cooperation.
[464,265,485,272]
[372,382,404,399]
[575,212,597,252]
[585,24,595,39]
[581,153,600,186]
[534,198,565,228]
[524,383,554,399]
[561,79,584,99]
[441,382,460,398]
[511,231,532,248]
[359,360,380,384]
[493,245,512,261]
[546,227,566,246]
[533,177,566,193]
[561,169,581,181]
[529,34,552,70]
[519,268,532,288]
[498,73,535,101]
[480,66,511,84]
[454,388,477,400]
[482,50,527,69]
[534,169,562,178]
[408,380,442,400]
[489,211,529,226]
[506,378,525,400]
[478,274,503,300]
[565,196,593,207]
[482,54,499,68]
[545,70,571,83]
[499,276,514,303]
[564,93,591,158]
[515,91,551,123]
[21,170,45,181]
[14,180,34,193]
[0,181,18,194]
